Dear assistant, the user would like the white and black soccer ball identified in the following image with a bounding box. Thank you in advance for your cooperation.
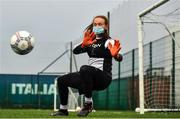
[10,31,35,55]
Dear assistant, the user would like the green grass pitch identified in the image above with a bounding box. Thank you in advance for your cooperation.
[0,109,180,118]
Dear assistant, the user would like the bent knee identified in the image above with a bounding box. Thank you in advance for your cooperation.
[80,65,91,73]
[57,76,65,86]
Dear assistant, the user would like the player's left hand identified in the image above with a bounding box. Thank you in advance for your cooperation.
[108,39,121,57]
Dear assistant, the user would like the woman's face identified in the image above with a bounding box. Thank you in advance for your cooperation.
[93,17,108,30]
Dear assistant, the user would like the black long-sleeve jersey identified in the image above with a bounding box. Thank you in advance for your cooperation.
[73,37,122,75]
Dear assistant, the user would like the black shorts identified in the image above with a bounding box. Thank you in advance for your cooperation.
[58,65,112,95]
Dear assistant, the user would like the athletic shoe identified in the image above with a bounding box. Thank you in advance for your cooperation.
[77,102,93,117]
[50,109,68,116]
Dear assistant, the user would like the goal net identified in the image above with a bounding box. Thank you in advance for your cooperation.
[137,0,180,113]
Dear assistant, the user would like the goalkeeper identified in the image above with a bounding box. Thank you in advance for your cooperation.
[51,15,123,117]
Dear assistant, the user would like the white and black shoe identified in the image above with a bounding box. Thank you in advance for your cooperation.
[77,102,93,117]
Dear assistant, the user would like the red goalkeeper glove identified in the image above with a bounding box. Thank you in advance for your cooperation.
[81,30,96,48]
[108,39,121,57]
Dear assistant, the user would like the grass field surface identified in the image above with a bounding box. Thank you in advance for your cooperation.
[0,109,180,118]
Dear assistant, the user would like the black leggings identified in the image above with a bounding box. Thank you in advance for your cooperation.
[57,65,112,105]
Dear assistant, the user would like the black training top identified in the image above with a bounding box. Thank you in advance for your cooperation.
[73,37,122,75]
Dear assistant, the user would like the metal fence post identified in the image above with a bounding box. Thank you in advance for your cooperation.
[149,42,153,106]
[131,49,135,109]
[172,32,175,108]
[105,11,110,110]
[118,61,121,109]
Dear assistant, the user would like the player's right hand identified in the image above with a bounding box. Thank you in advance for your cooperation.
[81,30,96,48]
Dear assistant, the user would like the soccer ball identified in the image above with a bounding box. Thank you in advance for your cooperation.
[10,31,35,55]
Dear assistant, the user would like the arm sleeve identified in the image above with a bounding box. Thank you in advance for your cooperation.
[114,54,123,62]
[73,42,87,54]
